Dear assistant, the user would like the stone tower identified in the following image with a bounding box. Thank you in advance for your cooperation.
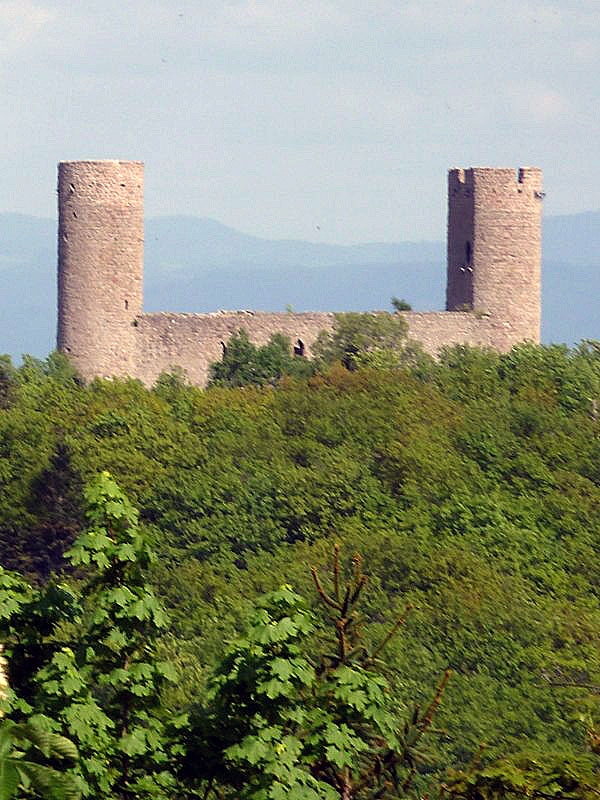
[446,167,543,343]
[57,160,144,379]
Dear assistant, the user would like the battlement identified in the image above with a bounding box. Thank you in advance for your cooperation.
[449,166,543,194]
[55,161,543,386]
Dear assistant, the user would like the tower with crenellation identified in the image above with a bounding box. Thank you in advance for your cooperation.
[446,167,543,344]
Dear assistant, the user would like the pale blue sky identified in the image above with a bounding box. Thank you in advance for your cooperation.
[2,0,599,243]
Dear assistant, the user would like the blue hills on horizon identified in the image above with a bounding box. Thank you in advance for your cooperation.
[0,210,599,362]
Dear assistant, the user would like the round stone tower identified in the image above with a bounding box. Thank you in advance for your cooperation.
[57,160,144,379]
[446,167,543,344]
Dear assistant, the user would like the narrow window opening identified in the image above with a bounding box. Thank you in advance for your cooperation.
[221,341,228,357]
[465,240,471,265]
[124,299,129,310]
[294,339,305,357]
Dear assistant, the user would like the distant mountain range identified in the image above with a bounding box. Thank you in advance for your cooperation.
[1,211,599,361]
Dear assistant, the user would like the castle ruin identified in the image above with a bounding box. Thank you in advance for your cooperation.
[57,161,543,385]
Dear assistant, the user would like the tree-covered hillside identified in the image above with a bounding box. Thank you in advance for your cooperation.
[3,341,600,791]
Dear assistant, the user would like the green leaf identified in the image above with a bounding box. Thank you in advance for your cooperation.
[0,761,20,800]
[270,658,295,681]
[119,730,146,757]
[155,661,177,681]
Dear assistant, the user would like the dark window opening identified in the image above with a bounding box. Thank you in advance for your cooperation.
[221,341,227,357]
[465,240,471,265]
[294,339,305,357]
[124,299,129,310]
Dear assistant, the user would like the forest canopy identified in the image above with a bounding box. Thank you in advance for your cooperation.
[3,337,600,795]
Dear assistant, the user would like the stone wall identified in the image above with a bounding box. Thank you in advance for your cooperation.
[55,161,543,387]
[403,310,525,354]
[135,311,335,386]
[131,308,520,387]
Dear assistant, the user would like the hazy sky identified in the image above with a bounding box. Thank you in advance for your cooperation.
[2,0,599,243]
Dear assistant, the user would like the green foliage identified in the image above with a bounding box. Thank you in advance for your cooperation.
[391,297,412,312]
[153,367,189,398]
[17,352,82,388]
[312,312,411,371]
[187,585,329,799]
[24,440,84,581]
[443,752,600,799]
[0,473,179,800]
[0,717,80,800]
[53,472,178,799]
[208,329,314,387]
[0,568,79,709]
[6,342,600,787]
[0,356,16,410]
[189,548,449,799]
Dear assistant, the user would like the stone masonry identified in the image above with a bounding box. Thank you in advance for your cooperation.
[56,161,543,386]
[57,161,144,378]
[447,167,542,343]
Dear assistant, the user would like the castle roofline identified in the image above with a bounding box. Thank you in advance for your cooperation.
[58,159,144,166]
[449,166,541,171]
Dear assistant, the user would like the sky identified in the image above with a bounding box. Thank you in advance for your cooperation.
[1,0,599,244]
